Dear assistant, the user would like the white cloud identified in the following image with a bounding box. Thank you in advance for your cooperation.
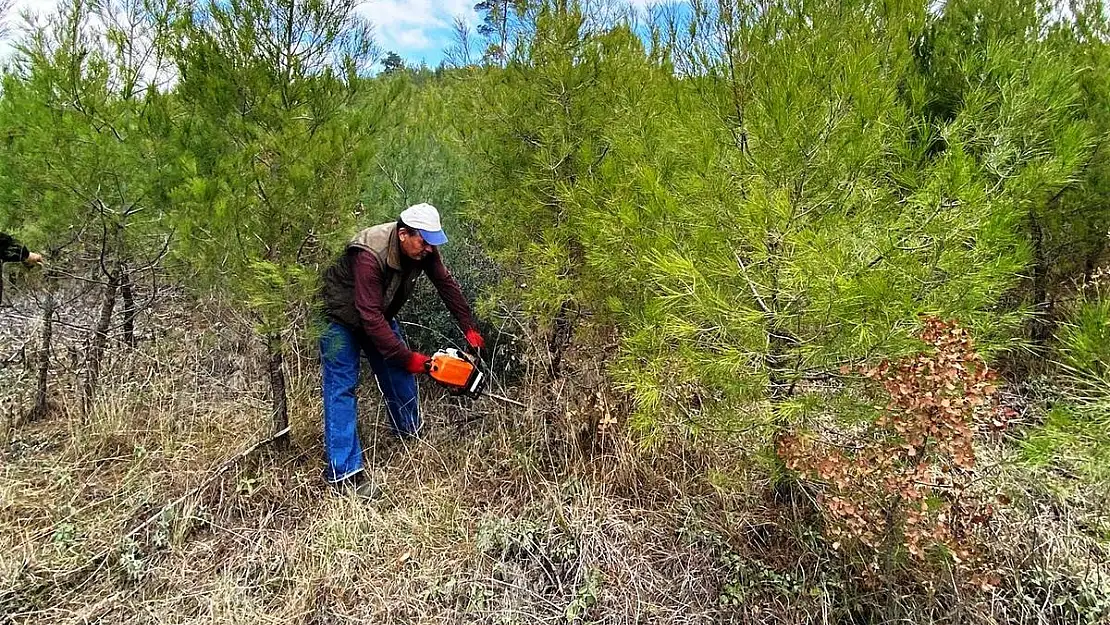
[360,0,668,59]
[358,0,476,56]
[6,0,57,20]
[390,26,431,50]
[1,0,60,63]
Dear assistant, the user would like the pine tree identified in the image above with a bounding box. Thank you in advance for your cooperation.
[914,0,1104,354]
[443,16,475,68]
[473,0,527,66]
[170,0,393,448]
[460,0,1100,441]
[0,0,180,417]
[382,51,405,74]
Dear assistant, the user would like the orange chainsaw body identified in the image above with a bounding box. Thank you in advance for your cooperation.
[428,349,485,398]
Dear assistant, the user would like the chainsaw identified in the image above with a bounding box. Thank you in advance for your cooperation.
[427,348,485,397]
[426,348,523,406]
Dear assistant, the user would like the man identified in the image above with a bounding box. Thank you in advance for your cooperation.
[1,232,43,266]
[1,233,44,306]
[318,203,484,497]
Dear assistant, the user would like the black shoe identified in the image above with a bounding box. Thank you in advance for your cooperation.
[330,474,382,500]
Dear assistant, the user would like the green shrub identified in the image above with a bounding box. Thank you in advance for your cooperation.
[459,0,1098,439]
[1057,286,1110,386]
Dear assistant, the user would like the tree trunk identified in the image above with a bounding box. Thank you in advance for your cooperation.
[1029,211,1052,346]
[763,235,797,403]
[766,327,797,402]
[266,333,290,451]
[30,286,56,422]
[547,300,576,378]
[499,0,509,67]
[120,268,137,347]
[1084,236,1106,285]
[82,273,119,418]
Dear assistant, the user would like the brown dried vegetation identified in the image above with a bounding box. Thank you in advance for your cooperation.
[780,318,1014,586]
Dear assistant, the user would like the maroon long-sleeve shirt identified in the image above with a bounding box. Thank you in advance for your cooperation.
[352,248,475,365]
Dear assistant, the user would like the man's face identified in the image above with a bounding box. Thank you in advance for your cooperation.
[399,228,435,261]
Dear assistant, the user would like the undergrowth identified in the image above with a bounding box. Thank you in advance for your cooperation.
[0,294,1107,624]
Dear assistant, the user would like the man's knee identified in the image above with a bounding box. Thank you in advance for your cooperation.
[383,383,421,437]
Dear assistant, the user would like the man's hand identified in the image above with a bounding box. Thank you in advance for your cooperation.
[465,328,485,351]
[405,352,431,374]
[23,252,43,267]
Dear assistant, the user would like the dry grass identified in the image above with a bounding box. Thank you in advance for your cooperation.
[0,296,745,624]
[0,394,733,623]
[1,291,1108,624]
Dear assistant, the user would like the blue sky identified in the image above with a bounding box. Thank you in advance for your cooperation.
[2,0,662,68]
[363,0,663,67]
[0,0,479,66]
[2,0,483,67]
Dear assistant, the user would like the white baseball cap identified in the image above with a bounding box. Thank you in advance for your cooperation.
[399,203,447,245]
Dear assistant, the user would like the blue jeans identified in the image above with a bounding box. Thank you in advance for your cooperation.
[320,320,420,483]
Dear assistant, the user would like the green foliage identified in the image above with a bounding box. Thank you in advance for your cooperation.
[1058,287,1110,383]
[458,0,1107,438]
[0,0,180,266]
[1017,404,1110,481]
[1,0,1107,494]
[1033,283,1110,485]
[564,569,602,623]
[1014,566,1110,625]
[2,0,1109,614]
[381,51,404,74]
[169,0,387,334]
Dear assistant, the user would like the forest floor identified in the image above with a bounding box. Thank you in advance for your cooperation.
[0,283,1108,624]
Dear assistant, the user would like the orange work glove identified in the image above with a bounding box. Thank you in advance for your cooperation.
[405,352,431,374]
[465,328,485,350]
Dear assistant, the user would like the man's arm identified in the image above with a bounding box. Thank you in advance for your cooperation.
[425,250,477,334]
[353,250,417,366]
[0,233,30,264]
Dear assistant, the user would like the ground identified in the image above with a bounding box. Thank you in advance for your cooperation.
[1,285,1108,624]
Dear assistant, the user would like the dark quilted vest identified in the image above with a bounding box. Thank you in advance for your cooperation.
[320,223,422,329]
